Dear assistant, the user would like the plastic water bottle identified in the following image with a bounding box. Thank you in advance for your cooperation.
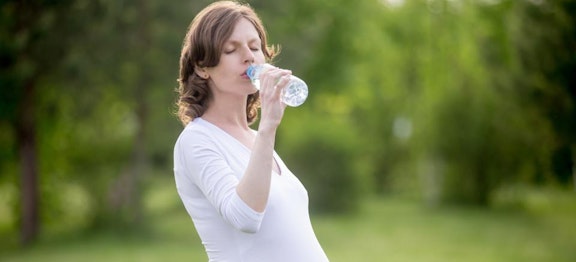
[246,64,308,107]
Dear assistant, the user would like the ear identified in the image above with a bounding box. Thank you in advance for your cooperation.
[194,66,209,79]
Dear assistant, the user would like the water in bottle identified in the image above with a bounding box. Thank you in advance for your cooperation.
[246,64,308,107]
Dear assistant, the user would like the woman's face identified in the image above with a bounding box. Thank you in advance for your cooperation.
[205,18,266,100]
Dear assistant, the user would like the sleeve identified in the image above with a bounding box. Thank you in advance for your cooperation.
[176,131,265,233]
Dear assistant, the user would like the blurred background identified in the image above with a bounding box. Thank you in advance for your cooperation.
[1,0,575,261]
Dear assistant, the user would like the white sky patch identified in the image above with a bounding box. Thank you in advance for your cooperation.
[393,116,413,141]
[380,0,405,8]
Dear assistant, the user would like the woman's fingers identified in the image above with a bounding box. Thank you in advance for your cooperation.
[260,68,291,102]
[273,75,290,99]
[258,68,290,126]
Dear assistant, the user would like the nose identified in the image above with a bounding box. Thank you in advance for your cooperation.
[242,45,255,64]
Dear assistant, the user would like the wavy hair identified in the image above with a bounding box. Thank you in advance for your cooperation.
[176,1,278,126]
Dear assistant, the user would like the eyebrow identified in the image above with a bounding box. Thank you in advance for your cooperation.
[224,37,261,46]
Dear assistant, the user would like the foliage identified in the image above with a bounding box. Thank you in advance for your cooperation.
[0,0,575,247]
[279,112,361,214]
[509,0,576,185]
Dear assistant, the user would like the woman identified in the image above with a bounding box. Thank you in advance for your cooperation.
[173,1,329,261]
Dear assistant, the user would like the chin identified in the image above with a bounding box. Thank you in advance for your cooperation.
[247,86,259,94]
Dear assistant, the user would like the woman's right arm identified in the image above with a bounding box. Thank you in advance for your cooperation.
[235,68,292,213]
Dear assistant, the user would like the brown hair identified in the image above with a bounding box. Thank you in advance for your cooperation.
[176,1,278,126]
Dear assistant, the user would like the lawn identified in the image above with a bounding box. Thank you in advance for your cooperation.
[1,179,575,262]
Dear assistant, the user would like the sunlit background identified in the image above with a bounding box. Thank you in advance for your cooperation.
[1,0,575,261]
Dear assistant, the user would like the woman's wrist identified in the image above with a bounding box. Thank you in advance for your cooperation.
[257,123,278,137]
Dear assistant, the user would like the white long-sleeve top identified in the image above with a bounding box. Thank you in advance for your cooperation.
[173,117,329,262]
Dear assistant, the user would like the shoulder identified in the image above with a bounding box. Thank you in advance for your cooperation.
[175,118,219,152]
[177,118,211,141]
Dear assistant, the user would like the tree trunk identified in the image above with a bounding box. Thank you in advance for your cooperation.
[18,80,39,246]
[573,145,576,192]
[131,0,151,225]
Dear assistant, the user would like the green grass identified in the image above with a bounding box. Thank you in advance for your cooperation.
[314,196,576,262]
[1,179,575,262]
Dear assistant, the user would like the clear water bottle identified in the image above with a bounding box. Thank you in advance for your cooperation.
[246,64,308,107]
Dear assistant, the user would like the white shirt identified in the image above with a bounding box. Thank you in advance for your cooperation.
[174,118,329,262]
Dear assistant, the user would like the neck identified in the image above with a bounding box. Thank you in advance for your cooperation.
[202,95,251,131]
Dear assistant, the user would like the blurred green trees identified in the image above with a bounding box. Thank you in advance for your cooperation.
[0,0,109,245]
[0,0,574,246]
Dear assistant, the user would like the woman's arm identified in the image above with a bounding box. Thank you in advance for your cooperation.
[236,68,291,212]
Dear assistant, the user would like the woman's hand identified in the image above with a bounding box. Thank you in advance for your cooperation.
[257,67,291,131]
